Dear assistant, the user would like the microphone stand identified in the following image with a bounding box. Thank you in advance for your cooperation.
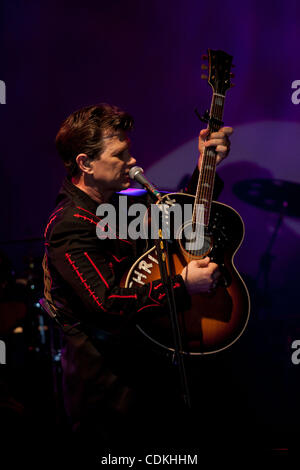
[146,192,192,409]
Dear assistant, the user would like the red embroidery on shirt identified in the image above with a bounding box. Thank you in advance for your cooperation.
[65,252,107,311]
[110,254,128,263]
[83,252,110,289]
[137,304,161,312]
[44,207,64,238]
[115,236,132,245]
[148,282,160,305]
[49,206,64,219]
[154,283,163,290]
[136,282,162,312]
[44,215,58,238]
[152,281,178,301]
[108,294,137,299]
[76,206,132,245]
[73,213,98,225]
[77,206,100,220]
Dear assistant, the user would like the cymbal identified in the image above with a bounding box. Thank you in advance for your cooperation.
[233,179,300,217]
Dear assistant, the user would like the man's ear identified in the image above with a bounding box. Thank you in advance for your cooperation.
[76,153,93,174]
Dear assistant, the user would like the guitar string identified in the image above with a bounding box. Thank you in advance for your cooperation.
[191,93,216,259]
[188,120,209,262]
[195,94,217,257]
[185,91,225,262]
[199,95,220,227]
[205,95,224,257]
[204,95,224,235]
[192,93,224,259]
[205,95,222,217]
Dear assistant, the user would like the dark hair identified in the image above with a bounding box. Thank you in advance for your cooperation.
[55,103,134,176]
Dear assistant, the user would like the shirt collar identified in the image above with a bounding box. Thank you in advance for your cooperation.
[57,177,99,213]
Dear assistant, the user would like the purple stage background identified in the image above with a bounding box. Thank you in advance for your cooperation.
[1,0,300,443]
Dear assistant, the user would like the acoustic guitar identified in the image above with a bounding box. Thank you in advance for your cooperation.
[123,49,250,356]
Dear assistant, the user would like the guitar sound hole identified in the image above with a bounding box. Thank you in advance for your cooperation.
[177,222,212,257]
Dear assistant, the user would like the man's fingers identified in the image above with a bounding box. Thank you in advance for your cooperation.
[194,257,210,267]
[204,136,230,165]
[208,131,226,140]
[211,268,221,280]
[207,262,219,273]
[194,259,219,273]
[215,145,228,154]
[199,128,209,138]
[198,128,209,145]
[198,127,232,164]
[204,139,228,148]
[219,126,233,136]
[200,127,233,142]
[207,127,233,140]
[193,258,220,270]
[209,267,221,291]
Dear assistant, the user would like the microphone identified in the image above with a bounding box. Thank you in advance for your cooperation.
[129,166,162,201]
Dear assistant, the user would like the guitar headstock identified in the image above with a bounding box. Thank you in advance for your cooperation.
[202,49,234,95]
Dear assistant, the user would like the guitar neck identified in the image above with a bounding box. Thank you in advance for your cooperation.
[193,92,226,227]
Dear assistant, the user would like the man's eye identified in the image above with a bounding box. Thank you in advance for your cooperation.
[115,151,130,159]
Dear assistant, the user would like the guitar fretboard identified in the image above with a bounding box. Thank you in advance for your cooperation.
[193,92,225,227]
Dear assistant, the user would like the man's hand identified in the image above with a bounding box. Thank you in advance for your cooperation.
[198,126,233,169]
[181,257,220,295]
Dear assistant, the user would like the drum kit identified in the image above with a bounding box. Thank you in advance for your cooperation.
[0,250,63,425]
[233,178,300,314]
[0,253,56,349]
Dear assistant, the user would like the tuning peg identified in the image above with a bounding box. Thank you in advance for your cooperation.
[230,72,235,78]
[230,83,235,87]
[202,54,208,61]
[201,64,208,70]
[201,74,208,80]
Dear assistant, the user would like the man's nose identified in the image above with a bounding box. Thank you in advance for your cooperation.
[128,155,137,166]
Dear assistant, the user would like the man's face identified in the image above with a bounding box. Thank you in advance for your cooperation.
[90,129,136,193]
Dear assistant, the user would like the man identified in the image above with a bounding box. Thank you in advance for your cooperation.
[43,103,232,454]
